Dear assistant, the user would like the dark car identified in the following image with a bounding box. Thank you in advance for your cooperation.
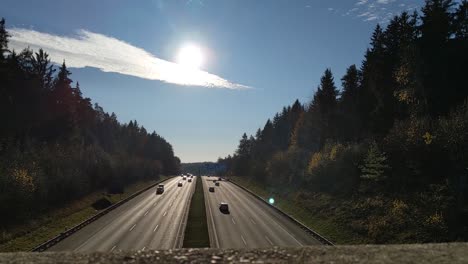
[209,187,215,192]
[178,181,183,187]
[188,178,192,182]
[156,184,164,194]
[219,202,229,213]
[215,181,220,186]
[218,177,222,181]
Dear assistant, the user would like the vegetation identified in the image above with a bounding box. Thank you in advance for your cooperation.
[183,176,209,247]
[182,162,225,176]
[0,18,180,242]
[220,0,468,243]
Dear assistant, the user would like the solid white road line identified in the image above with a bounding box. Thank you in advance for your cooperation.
[153,224,159,232]
[129,224,136,231]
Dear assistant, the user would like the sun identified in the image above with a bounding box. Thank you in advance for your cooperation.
[177,44,204,69]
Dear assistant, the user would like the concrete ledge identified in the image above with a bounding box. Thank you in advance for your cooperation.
[2,243,467,263]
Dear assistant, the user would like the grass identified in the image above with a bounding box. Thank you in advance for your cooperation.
[183,176,210,248]
[0,176,171,252]
[230,176,368,245]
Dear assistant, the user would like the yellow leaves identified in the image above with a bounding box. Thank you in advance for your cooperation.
[307,152,323,173]
[391,199,408,215]
[307,143,346,175]
[395,90,411,103]
[329,143,344,161]
[425,212,443,226]
[11,167,36,193]
[423,131,435,145]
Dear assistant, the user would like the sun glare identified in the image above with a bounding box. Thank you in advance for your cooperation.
[177,44,204,69]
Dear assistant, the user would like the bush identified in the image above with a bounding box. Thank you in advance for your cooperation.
[305,142,364,193]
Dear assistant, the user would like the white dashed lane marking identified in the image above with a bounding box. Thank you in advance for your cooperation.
[241,235,247,246]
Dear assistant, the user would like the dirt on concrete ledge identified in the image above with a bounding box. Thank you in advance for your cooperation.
[1,243,467,263]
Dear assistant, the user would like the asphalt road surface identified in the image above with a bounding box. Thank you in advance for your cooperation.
[49,176,195,252]
[202,176,322,248]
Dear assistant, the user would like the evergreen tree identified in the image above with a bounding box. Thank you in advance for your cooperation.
[310,69,339,145]
[453,0,468,39]
[0,18,9,60]
[339,65,361,141]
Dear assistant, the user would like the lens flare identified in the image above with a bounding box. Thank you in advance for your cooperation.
[177,44,203,69]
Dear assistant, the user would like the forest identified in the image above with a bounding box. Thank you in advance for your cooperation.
[0,19,180,230]
[220,0,468,243]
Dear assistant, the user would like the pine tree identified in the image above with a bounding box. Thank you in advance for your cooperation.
[310,69,339,145]
[359,142,391,180]
[0,18,9,60]
[453,0,468,39]
[339,65,361,141]
[312,69,338,116]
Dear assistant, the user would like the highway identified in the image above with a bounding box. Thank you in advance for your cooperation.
[48,176,195,252]
[202,176,322,248]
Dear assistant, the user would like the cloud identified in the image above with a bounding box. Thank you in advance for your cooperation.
[347,0,420,23]
[8,28,249,89]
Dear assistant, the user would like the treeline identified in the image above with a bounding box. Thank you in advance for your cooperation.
[220,0,468,242]
[0,19,180,228]
[182,162,225,176]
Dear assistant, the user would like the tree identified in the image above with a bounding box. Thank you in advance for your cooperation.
[359,142,390,181]
[0,18,9,60]
[420,0,456,115]
[339,65,362,141]
[453,0,468,39]
[310,69,339,145]
[31,49,55,91]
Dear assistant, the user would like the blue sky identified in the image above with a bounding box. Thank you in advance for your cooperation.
[3,0,424,162]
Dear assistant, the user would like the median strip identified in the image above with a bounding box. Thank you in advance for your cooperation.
[182,176,210,248]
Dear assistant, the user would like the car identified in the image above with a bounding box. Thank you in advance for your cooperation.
[188,178,192,182]
[183,176,187,180]
[178,181,183,187]
[209,187,215,192]
[156,184,164,194]
[215,181,220,186]
[219,202,229,213]
[218,177,222,181]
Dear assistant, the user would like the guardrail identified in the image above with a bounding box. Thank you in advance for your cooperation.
[31,177,173,252]
[228,179,334,246]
